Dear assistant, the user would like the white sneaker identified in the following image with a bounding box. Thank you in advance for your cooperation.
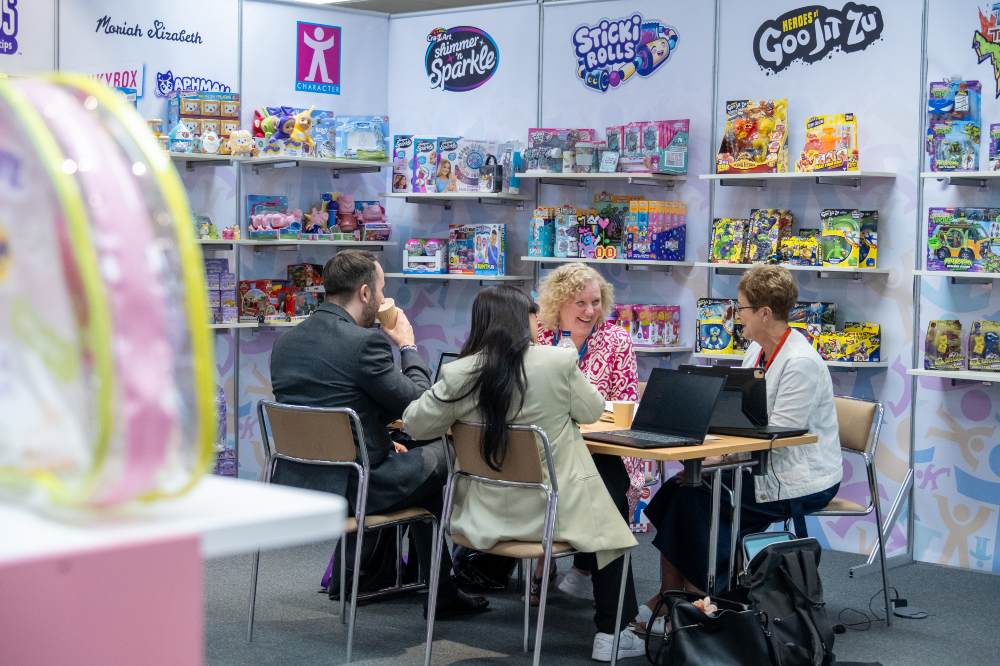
[591,627,645,662]
[557,569,594,601]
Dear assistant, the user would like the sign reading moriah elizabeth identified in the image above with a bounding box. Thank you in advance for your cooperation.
[571,13,678,93]
[752,3,884,75]
[1,0,18,55]
[296,21,341,95]
[93,15,203,45]
[425,26,499,92]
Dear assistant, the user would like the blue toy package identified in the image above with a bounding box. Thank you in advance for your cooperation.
[927,80,982,171]
[474,224,506,276]
[991,123,1000,170]
[334,115,389,161]
[310,109,337,158]
[529,208,555,257]
[653,225,685,261]
[411,138,437,193]
[435,137,460,193]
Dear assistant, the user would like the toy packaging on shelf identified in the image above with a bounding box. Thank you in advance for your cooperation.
[926,207,1000,272]
[990,124,1000,170]
[238,279,282,321]
[625,199,687,261]
[286,263,323,288]
[710,218,749,264]
[403,238,448,274]
[474,224,506,275]
[618,120,689,174]
[789,301,837,331]
[716,99,788,174]
[968,320,1000,370]
[434,137,460,192]
[496,140,523,193]
[334,115,389,160]
[926,80,982,172]
[816,322,881,363]
[204,258,238,324]
[453,138,498,192]
[592,192,634,260]
[411,138,437,193]
[746,208,793,263]
[555,205,580,258]
[925,320,964,370]
[448,224,475,274]
[820,209,862,268]
[796,113,858,172]
[301,203,333,240]
[167,91,241,146]
[392,135,414,192]
[529,207,556,257]
[523,128,597,173]
[696,298,743,354]
[247,195,301,240]
[780,231,821,266]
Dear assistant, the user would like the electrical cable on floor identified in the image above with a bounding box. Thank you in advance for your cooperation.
[834,586,929,632]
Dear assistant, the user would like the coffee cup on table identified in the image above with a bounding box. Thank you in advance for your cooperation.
[377,298,398,330]
[611,401,636,428]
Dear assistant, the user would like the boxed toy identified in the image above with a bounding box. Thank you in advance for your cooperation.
[634,304,681,346]
[656,120,690,175]
[529,207,556,257]
[924,320,964,370]
[926,80,981,172]
[710,218,749,264]
[334,115,389,160]
[716,99,789,174]
[403,238,448,274]
[650,200,686,261]
[287,289,321,318]
[474,224,506,276]
[991,124,1000,170]
[555,206,579,258]
[746,209,793,263]
[577,212,600,259]
[434,137,460,192]
[448,224,475,274]
[238,279,281,321]
[167,91,242,143]
[789,322,822,346]
[286,263,323,288]
[926,207,1000,273]
[789,301,837,330]
[392,135,414,193]
[411,138,438,193]
[968,320,1000,370]
[625,200,652,260]
[619,121,654,173]
[611,303,636,338]
[452,138,498,192]
[246,195,300,240]
[844,322,882,362]
[496,140,524,193]
[820,209,862,268]
[780,233,820,266]
[859,211,879,269]
[524,128,597,173]
[796,113,859,172]
[696,298,742,354]
[592,192,634,259]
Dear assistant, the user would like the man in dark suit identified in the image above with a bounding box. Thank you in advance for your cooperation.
[270,251,487,618]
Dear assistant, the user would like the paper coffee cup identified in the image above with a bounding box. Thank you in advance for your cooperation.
[377,298,398,329]
[612,401,636,427]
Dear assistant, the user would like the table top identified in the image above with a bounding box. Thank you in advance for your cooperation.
[581,419,817,461]
[1,477,347,565]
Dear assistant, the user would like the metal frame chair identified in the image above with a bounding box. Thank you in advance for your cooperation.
[801,395,892,626]
[424,422,632,666]
[249,400,437,662]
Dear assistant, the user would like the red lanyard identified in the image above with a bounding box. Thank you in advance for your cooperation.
[757,328,792,372]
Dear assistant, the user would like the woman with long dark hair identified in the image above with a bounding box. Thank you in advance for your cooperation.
[402,286,643,661]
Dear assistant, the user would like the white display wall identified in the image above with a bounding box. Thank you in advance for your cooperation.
[0,0,55,75]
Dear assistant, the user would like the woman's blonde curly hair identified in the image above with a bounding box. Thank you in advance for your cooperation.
[536,263,615,330]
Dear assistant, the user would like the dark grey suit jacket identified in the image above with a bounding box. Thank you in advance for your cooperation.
[269,303,444,512]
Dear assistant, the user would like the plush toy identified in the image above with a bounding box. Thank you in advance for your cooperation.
[336,194,357,232]
[264,113,296,154]
[200,129,222,155]
[228,129,259,158]
[288,107,315,155]
[303,205,329,234]
[167,121,194,153]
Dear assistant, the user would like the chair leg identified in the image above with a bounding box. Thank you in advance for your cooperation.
[522,559,531,653]
[246,550,261,642]
[870,470,892,627]
[339,537,347,624]
[533,551,555,666]
[346,528,365,663]
[423,519,448,666]
[609,550,631,666]
[395,524,403,589]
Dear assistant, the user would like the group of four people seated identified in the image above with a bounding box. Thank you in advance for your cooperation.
[269,251,842,662]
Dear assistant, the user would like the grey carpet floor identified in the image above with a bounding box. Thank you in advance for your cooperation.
[205,533,1000,665]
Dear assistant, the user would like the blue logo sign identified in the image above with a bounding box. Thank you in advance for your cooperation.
[572,13,678,93]
[425,26,499,92]
[1,0,18,55]
[155,70,232,97]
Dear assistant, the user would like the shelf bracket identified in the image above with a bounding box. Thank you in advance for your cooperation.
[719,178,766,189]
[818,271,863,281]
[950,276,994,285]
[939,176,990,189]
[539,178,586,188]
[815,175,861,188]
[625,264,673,273]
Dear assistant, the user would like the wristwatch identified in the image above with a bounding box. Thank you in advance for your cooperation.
[400,344,418,353]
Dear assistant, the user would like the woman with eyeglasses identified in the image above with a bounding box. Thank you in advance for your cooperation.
[637,265,842,631]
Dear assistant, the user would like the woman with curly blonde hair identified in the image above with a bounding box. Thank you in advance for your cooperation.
[531,263,643,606]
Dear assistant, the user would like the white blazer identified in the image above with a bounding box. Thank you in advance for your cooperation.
[741,329,842,502]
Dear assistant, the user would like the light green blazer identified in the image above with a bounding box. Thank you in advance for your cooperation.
[402,345,637,569]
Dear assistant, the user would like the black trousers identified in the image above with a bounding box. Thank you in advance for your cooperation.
[572,454,640,634]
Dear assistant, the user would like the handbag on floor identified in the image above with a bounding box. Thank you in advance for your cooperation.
[644,590,773,666]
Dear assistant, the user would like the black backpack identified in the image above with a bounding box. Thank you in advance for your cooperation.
[742,537,836,666]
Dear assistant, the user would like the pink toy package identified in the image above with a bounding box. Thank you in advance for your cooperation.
[612,304,636,338]
[652,305,681,345]
[392,135,413,193]
[410,137,437,193]
[633,305,660,346]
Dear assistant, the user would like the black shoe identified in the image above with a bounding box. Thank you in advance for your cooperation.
[424,589,490,620]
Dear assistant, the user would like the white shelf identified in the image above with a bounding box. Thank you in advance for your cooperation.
[209,322,258,330]
[520,255,693,270]
[246,155,388,173]
[385,272,532,282]
[257,319,307,327]
[634,345,692,355]
[691,352,745,362]
[920,170,1000,187]
[699,171,895,188]
[696,262,888,277]
[0,477,347,564]
[908,368,1000,383]
[382,191,530,207]
[515,171,685,187]
[196,239,238,247]
[168,152,236,168]
[824,361,889,369]
[914,269,1000,281]
[239,239,396,248]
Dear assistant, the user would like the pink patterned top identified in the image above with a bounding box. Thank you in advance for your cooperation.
[538,320,644,517]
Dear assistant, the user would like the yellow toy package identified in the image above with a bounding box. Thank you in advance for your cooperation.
[796,113,858,172]
[716,99,788,174]
[968,320,1000,371]
[779,234,820,266]
[924,320,963,370]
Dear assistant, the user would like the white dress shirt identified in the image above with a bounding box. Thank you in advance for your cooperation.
[741,329,842,502]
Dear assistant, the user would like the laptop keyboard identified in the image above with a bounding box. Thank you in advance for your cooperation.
[607,430,694,445]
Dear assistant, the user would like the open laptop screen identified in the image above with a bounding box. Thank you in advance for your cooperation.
[631,368,726,440]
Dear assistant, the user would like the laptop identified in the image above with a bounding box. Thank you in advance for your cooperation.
[434,351,460,383]
[585,368,725,449]
[678,365,808,438]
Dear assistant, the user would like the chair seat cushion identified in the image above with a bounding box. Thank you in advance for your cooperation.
[345,506,435,534]
[813,496,868,515]
[451,532,574,559]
